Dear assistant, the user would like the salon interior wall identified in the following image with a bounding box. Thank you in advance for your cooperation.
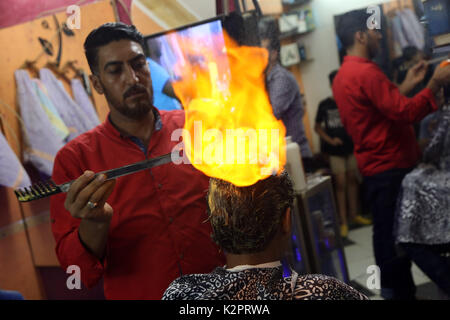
[131,0,216,33]
[299,0,395,154]
[0,0,117,299]
[0,0,216,158]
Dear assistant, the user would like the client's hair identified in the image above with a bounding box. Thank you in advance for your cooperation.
[207,171,294,254]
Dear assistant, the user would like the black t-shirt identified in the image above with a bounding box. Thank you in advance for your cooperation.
[315,98,353,156]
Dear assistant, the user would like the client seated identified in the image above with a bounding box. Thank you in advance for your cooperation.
[163,171,368,300]
[396,106,450,298]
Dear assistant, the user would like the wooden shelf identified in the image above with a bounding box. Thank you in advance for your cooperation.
[433,33,450,47]
[300,58,314,63]
[279,28,314,40]
[281,0,312,10]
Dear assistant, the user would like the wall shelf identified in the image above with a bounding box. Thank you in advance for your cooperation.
[279,28,314,40]
[300,58,314,63]
[281,0,312,10]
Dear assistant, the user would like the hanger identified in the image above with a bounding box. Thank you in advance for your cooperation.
[396,0,413,12]
[62,60,82,77]
[20,60,40,78]
[63,60,93,96]
[45,61,71,84]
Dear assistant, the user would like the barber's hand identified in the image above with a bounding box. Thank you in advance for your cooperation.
[405,60,428,87]
[428,63,450,94]
[330,137,344,146]
[64,171,116,222]
[436,88,445,109]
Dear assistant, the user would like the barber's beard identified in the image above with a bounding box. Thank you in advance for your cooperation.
[104,86,154,120]
[368,42,380,60]
[368,48,377,60]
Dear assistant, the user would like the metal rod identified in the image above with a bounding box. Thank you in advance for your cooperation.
[241,0,247,12]
[427,56,449,65]
[234,0,241,14]
[15,152,180,202]
[223,0,229,15]
[252,0,263,16]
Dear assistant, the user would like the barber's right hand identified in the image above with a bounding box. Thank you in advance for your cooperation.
[431,62,450,86]
[64,170,116,222]
[405,60,428,87]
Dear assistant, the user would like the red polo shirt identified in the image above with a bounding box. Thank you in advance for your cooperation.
[332,56,438,177]
[50,109,225,299]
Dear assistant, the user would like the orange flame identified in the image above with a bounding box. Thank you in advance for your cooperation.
[171,31,286,186]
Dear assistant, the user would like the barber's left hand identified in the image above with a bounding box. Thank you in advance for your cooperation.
[405,60,428,87]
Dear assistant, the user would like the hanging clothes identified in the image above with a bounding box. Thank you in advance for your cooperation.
[390,8,425,52]
[71,78,100,127]
[14,70,64,176]
[33,79,70,142]
[0,131,31,189]
[397,8,425,50]
[39,68,96,141]
[390,15,409,54]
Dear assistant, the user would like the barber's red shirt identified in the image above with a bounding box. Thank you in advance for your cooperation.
[332,56,438,177]
[50,109,225,299]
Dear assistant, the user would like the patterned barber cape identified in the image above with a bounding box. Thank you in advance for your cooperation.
[163,266,369,300]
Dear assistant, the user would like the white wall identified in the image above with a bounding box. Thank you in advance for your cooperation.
[300,0,393,153]
[178,0,217,20]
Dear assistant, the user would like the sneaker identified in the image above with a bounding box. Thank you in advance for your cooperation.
[353,215,372,225]
[340,224,348,238]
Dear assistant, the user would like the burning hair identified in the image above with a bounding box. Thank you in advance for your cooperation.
[207,171,294,255]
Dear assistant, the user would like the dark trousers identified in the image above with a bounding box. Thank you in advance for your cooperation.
[401,243,450,297]
[364,168,416,300]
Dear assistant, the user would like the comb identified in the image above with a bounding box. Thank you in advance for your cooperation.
[15,151,181,202]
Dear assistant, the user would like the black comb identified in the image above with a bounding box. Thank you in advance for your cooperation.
[14,151,181,202]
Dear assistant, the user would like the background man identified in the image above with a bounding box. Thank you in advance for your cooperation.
[333,9,450,300]
[315,70,371,239]
[258,19,313,171]
[145,37,182,111]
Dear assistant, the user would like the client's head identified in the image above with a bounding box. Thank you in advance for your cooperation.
[207,171,294,265]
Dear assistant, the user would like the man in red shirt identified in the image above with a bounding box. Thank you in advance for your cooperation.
[333,10,450,299]
[50,22,225,299]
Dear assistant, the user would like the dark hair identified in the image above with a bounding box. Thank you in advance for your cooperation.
[258,17,280,54]
[207,171,294,254]
[84,22,144,74]
[402,46,419,62]
[145,38,162,60]
[336,9,371,49]
[329,70,338,86]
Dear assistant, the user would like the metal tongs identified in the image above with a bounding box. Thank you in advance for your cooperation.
[14,151,181,202]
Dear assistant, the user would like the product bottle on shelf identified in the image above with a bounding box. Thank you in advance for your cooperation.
[285,136,307,193]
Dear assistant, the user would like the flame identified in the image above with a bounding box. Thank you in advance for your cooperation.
[170,31,286,186]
